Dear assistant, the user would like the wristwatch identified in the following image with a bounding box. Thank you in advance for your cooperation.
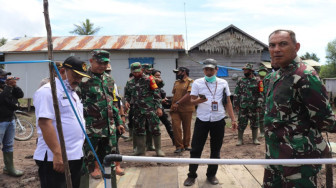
[176,101,179,105]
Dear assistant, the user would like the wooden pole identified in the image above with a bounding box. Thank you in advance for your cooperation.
[326,151,333,188]
[43,1,72,187]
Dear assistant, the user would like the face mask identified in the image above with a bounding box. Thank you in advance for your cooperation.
[244,72,251,77]
[259,71,267,77]
[64,71,74,91]
[205,75,216,83]
[0,76,6,82]
[176,74,184,80]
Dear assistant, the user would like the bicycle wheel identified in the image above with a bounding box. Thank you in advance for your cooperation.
[15,119,34,141]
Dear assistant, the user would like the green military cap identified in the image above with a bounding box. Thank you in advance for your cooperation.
[131,62,142,72]
[142,63,153,71]
[258,64,268,72]
[92,50,110,62]
[62,56,90,78]
[242,63,253,70]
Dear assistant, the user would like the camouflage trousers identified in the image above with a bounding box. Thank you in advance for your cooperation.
[84,136,117,173]
[132,109,161,136]
[257,107,264,128]
[263,164,320,188]
[237,107,258,131]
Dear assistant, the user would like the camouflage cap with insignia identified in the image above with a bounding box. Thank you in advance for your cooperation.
[92,50,110,62]
[131,62,142,73]
[142,63,153,71]
[62,56,90,78]
[0,69,11,76]
[258,64,268,72]
[242,63,253,70]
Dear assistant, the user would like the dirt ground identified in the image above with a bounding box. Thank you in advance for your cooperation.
[1,111,336,188]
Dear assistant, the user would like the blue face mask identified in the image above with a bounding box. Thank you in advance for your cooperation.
[205,75,216,83]
[0,76,7,83]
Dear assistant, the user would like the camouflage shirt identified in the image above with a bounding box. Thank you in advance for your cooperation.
[233,76,262,108]
[124,74,162,113]
[264,59,336,161]
[77,69,122,138]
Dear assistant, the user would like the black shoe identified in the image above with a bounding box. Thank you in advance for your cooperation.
[207,176,219,185]
[184,147,191,151]
[174,148,183,153]
[183,177,195,186]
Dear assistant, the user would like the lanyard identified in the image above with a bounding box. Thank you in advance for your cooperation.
[204,81,217,100]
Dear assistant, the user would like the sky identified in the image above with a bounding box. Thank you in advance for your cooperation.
[1,0,336,63]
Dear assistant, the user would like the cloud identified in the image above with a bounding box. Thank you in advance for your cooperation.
[0,0,46,39]
[1,0,335,63]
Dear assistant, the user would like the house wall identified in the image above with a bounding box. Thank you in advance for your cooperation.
[4,50,178,98]
[178,51,263,93]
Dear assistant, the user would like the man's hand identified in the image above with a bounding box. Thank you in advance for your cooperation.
[156,108,163,117]
[117,125,126,134]
[121,116,126,125]
[125,102,130,111]
[171,103,178,111]
[5,78,16,87]
[53,152,64,173]
[197,97,208,104]
[231,121,238,131]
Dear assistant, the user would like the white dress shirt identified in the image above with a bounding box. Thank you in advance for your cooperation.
[190,77,231,122]
[33,78,85,161]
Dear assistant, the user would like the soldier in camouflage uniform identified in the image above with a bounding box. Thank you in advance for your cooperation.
[256,64,268,138]
[141,63,156,151]
[77,50,125,178]
[263,29,336,188]
[124,62,165,157]
[233,63,262,146]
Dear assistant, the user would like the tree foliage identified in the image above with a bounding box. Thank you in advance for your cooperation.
[300,52,320,62]
[69,19,101,35]
[326,39,336,66]
[320,39,336,78]
[0,37,7,47]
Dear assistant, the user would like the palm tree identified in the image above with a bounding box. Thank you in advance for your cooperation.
[69,19,101,35]
[0,37,7,47]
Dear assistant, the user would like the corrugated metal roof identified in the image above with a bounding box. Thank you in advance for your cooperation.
[0,35,185,52]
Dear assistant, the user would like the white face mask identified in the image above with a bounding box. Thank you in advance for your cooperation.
[64,70,74,91]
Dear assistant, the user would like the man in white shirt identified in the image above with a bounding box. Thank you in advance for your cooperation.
[33,56,90,188]
[183,59,238,186]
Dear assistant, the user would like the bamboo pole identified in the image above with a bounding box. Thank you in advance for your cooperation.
[43,1,72,187]
[326,152,333,188]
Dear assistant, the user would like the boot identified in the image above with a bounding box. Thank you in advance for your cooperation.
[125,128,133,142]
[146,132,155,151]
[3,152,24,177]
[90,161,102,179]
[114,162,125,176]
[133,136,146,156]
[259,124,265,138]
[236,130,244,146]
[252,129,261,145]
[79,173,89,188]
[132,132,137,152]
[153,135,165,157]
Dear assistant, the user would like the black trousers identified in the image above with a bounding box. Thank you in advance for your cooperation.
[35,153,83,188]
[159,109,174,142]
[188,118,225,178]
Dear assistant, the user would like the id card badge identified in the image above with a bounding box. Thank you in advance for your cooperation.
[211,101,218,111]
